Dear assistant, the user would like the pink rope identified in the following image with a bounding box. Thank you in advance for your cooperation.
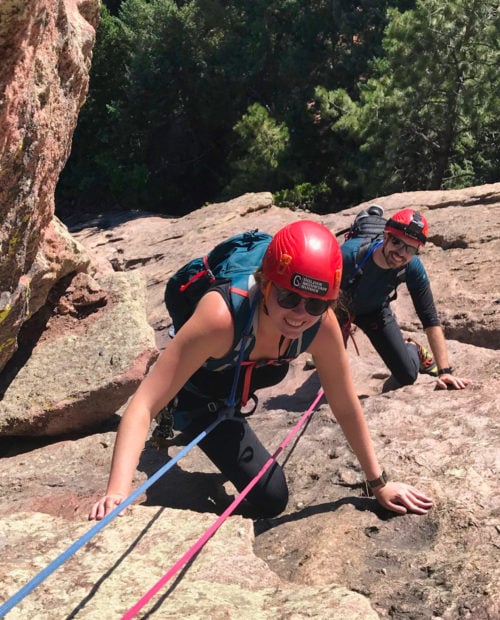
[121,388,325,619]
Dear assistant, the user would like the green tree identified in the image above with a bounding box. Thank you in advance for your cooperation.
[351,0,500,195]
[222,103,290,197]
[219,0,402,210]
[57,5,133,214]
[58,0,417,216]
[59,0,233,214]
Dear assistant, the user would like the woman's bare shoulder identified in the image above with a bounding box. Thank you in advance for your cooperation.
[172,290,235,359]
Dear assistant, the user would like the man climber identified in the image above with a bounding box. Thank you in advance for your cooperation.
[331,208,469,391]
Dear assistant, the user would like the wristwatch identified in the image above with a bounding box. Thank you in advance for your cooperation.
[366,470,388,491]
[437,367,453,376]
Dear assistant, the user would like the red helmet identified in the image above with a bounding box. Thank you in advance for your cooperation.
[385,209,428,246]
[262,220,342,300]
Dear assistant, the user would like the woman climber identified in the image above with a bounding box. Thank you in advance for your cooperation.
[89,220,433,520]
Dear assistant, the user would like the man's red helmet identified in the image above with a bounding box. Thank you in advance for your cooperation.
[385,209,428,246]
[262,220,342,300]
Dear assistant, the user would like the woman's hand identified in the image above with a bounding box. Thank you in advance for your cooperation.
[373,482,433,515]
[89,493,127,521]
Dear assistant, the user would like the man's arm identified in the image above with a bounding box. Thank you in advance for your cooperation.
[407,261,469,391]
[424,325,469,390]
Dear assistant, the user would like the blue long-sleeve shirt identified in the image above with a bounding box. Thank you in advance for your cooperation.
[340,238,441,328]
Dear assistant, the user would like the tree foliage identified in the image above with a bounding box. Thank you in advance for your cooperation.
[56,0,499,216]
[222,103,290,198]
[323,0,500,197]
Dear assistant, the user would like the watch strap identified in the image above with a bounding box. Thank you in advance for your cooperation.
[366,470,388,490]
[437,367,453,376]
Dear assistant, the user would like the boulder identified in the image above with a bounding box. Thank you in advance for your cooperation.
[0,270,158,436]
[0,507,378,619]
[2,187,495,618]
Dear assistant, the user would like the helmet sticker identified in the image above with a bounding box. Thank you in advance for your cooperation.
[291,273,329,296]
[333,268,342,292]
[278,253,292,275]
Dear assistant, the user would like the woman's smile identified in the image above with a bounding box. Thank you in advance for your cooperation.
[284,315,307,329]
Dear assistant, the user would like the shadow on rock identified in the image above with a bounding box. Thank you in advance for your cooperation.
[137,442,235,515]
[264,371,322,411]
[254,496,397,537]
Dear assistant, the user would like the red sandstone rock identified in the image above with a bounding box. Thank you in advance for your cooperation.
[0,0,99,371]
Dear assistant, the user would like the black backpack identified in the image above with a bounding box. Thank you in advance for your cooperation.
[338,204,407,294]
[341,204,386,244]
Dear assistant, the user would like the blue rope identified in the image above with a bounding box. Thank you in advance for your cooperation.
[0,413,226,618]
[1,290,260,616]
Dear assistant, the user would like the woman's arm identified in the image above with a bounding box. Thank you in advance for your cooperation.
[309,310,433,515]
[309,310,382,479]
[89,291,234,520]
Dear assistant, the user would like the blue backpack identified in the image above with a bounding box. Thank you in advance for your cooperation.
[165,230,272,366]
[165,228,321,374]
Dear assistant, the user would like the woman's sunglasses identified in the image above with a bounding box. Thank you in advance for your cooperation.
[387,234,419,256]
[275,285,331,316]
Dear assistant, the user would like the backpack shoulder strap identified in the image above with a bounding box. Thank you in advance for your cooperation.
[203,278,257,372]
[355,238,374,268]
[387,265,408,302]
[345,239,383,290]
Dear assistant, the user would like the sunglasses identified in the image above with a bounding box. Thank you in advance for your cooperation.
[275,285,330,316]
[387,234,419,256]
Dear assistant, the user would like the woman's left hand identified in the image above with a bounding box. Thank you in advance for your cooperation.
[373,482,433,515]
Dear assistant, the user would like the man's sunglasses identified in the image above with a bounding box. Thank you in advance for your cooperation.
[275,285,331,316]
[387,234,419,256]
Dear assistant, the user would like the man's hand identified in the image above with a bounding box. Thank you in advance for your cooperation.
[436,372,469,390]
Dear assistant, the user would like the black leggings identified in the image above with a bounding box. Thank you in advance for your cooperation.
[354,305,420,386]
[182,410,288,518]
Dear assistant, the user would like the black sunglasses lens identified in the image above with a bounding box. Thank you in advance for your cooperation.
[390,235,418,256]
[276,287,329,315]
[276,289,302,309]
[304,298,329,316]
[407,244,418,256]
